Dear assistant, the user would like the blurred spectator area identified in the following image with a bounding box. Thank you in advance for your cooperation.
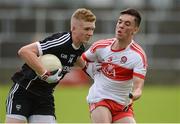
[0,0,180,84]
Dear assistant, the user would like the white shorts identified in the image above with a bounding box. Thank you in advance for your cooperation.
[6,114,56,123]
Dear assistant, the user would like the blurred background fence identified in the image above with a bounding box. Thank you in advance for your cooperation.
[0,0,180,85]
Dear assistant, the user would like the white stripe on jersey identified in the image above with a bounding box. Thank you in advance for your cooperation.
[130,42,147,68]
[41,33,70,47]
[41,33,70,50]
[36,42,43,56]
[90,40,113,53]
[7,83,19,114]
[25,76,38,90]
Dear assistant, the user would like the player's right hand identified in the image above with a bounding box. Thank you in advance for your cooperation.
[40,68,62,83]
[123,93,134,112]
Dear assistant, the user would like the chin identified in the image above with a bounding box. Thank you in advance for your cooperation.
[116,35,122,39]
[85,38,90,42]
[83,40,89,44]
[116,37,124,41]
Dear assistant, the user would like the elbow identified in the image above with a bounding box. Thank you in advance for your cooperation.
[18,46,27,58]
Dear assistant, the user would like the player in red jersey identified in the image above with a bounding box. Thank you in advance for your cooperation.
[82,8,148,123]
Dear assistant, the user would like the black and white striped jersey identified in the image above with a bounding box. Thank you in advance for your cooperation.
[11,32,85,96]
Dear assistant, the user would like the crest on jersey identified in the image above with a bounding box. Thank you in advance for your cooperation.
[107,56,113,62]
[16,104,21,111]
[120,56,127,64]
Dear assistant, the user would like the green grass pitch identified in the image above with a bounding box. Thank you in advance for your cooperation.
[0,84,180,123]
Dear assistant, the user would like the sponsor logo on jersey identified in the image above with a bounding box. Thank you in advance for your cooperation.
[68,54,75,63]
[61,54,68,59]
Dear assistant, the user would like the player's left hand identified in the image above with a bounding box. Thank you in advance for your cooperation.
[95,62,102,72]
[83,62,102,78]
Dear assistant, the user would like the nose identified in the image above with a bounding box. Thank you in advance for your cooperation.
[118,22,124,29]
[119,24,124,29]
[88,30,94,36]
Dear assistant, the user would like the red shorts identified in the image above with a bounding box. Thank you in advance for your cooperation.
[89,99,134,122]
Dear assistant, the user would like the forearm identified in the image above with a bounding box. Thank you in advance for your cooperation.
[74,56,86,69]
[132,88,142,101]
[131,77,144,101]
[18,45,46,75]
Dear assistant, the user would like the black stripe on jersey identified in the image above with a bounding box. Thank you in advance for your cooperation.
[41,33,70,50]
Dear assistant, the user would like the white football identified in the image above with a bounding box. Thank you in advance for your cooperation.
[39,54,62,71]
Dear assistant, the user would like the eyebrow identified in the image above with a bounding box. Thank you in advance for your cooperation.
[118,19,131,23]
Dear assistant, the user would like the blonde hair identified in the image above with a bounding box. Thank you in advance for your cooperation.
[71,8,96,22]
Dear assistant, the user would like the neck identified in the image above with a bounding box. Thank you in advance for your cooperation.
[72,33,81,48]
[112,38,132,50]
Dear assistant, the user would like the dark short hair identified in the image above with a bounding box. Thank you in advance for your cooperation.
[120,8,141,27]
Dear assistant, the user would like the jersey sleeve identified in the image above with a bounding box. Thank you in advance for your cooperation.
[133,54,148,79]
[37,33,71,55]
[82,44,98,62]
[82,39,113,62]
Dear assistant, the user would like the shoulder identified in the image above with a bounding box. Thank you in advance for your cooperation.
[40,32,71,43]
[90,38,115,53]
[130,41,146,56]
[38,32,72,51]
[51,32,71,38]
[130,41,148,68]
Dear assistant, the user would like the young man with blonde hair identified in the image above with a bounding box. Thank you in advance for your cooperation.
[5,8,96,123]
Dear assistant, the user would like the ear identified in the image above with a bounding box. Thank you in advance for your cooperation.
[132,27,139,35]
[71,25,76,31]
